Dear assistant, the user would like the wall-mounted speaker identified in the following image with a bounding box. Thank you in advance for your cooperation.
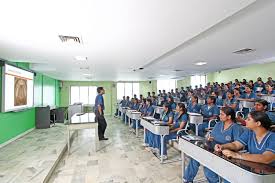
[149,81,152,84]
[112,83,116,88]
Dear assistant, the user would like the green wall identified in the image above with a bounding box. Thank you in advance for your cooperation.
[0,62,60,145]
[207,62,275,83]
[176,62,275,87]
[139,80,157,96]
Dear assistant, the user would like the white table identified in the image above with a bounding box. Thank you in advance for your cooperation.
[188,112,203,136]
[126,110,142,137]
[178,137,275,183]
[140,117,169,163]
[66,113,98,154]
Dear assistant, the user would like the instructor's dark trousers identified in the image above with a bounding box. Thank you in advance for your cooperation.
[95,111,107,139]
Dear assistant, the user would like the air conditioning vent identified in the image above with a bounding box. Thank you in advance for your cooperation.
[59,35,83,44]
[233,48,255,54]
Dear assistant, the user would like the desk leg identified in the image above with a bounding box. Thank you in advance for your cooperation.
[129,117,131,127]
[125,114,127,125]
[182,151,185,183]
[67,128,70,154]
[195,124,199,136]
[136,120,139,137]
[160,135,166,163]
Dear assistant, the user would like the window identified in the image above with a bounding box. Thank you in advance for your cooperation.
[157,80,176,92]
[191,75,206,89]
[70,86,97,105]
[116,82,139,100]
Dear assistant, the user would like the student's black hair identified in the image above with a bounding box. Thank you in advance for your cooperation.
[177,102,187,114]
[221,107,236,122]
[163,102,172,113]
[255,99,269,111]
[97,87,104,93]
[168,96,174,103]
[192,95,198,103]
[208,96,216,104]
[146,98,152,105]
[249,111,272,130]
[227,90,234,95]
[245,84,253,90]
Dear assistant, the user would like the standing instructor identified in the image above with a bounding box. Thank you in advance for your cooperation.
[95,87,108,140]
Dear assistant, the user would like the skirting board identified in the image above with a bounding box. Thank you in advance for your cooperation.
[0,128,35,149]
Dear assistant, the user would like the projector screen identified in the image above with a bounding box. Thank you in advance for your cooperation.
[2,64,34,112]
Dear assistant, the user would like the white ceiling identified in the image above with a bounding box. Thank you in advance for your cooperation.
[0,0,274,81]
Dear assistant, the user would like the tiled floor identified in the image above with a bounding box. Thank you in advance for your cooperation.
[48,117,205,183]
[0,124,67,183]
[0,117,206,183]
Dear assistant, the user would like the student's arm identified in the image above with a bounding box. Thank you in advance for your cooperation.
[170,121,186,133]
[97,97,103,115]
[167,116,173,125]
[222,150,275,164]
[215,141,244,152]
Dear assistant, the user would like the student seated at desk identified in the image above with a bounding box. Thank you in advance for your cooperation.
[215,111,275,171]
[156,103,188,159]
[183,107,244,183]
[187,95,201,113]
[237,85,257,116]
[150,103,174,152]
[168,96,176,111]
[237,99,275,125]
[130,98,139,111]
[224,90,238,111]
[198,96,219,137]
[211,91,224,106]
[143,99,156,146]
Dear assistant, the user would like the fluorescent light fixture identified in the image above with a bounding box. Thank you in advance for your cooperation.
[83,73,92,76]
[74,56,87,61]
[195,61,207,66]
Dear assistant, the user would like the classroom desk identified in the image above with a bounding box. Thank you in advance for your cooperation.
[65,113,98,154]
[178,136,275,183]
[126,110,142,137]
[140,117,169,163]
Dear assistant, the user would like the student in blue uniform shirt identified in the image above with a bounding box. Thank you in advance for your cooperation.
[125,96,131,107]
[131,98,139,110]
[198,96,219,137]
[184,107,243,183]
[211,91,224,106]
[144,99,155,147]
[187,95,201,113]
[216,111,275,169]
[254,78,265,93]
[157,103,188,159]
[168,96,177,111]
[150,103,174,151]
[120,96,127,107]
[224,90,238,111]
[238,85,257,116]
[131,98,142,129]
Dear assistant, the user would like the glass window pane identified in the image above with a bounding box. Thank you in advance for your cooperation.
[70,86,79,104]
[133,83,139,97]
[88,86,97,104]
[125,83,133,98]
[79,86,89,104]
[117,83,125,100]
